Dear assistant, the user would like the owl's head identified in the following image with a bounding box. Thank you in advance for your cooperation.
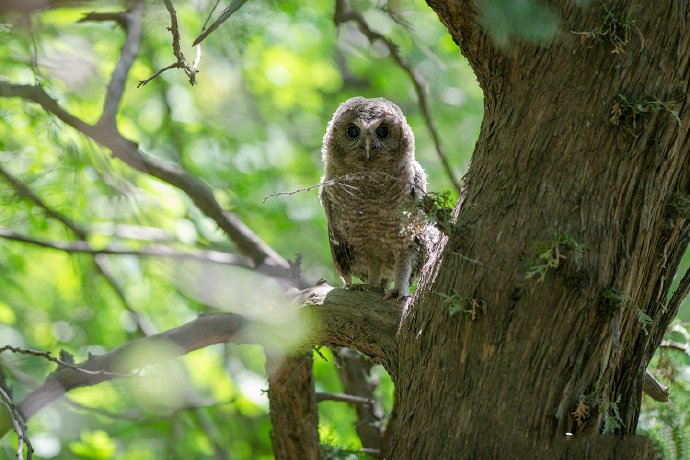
[322,97,414,172]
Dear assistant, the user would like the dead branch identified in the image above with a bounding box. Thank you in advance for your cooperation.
[642,370,669,403]
[334,0,462,192]
[192,0,249,46]
[139,0,201,87]
[316,392,372,405]
[0,346,131,379]
[0,385,32,460]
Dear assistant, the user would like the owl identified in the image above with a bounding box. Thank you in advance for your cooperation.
[319,97,430,300]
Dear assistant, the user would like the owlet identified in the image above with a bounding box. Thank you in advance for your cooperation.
[320,96,431,300]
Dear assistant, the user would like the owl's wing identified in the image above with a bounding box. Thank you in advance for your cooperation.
[320,189,354,285]
[411,160,427,201]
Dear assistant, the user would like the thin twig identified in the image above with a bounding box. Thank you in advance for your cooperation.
[137,62,182,88]
[333,0,461,192]
[0,346,131,378]
[192,0,249,46]
[262,171,429,203]
[316,391,372,405]
[0,385,32,460]
[0,227,261,270]
[201,0,222,31]
[139,0,199,86]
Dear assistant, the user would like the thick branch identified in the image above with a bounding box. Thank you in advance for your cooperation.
[0,285,399,435]
[0,81,290,275]
[266,352,319,460]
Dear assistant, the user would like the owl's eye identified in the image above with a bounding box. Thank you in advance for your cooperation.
[346,125,360,139]
[375,125,389,139]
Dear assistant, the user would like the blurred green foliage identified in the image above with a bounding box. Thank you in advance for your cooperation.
[0,0,687,458]
[0,0,478,458]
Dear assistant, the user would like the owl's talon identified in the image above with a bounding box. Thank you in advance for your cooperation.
[383,288,410,301]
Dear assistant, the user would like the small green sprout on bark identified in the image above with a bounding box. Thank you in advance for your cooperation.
[599,287,624,314]
[600,395,624,434]
[610,94,681,135]
[635,307,653,335]
[436,290,486,320]
[572,5,643,54]
[666,193,690,219]
[525,230,585,282]
[417,191,455,235]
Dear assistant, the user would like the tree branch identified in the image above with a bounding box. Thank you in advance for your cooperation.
[334,0,462,192]
[78,11,127,29]
[643,370,669,403]
[99,0,143,126]
[316,392,372,405]
[0,165,153,335]
[0,227,262,272]
[139,0,200,87]
[0,284,399,436]
[0,81,291,277]
[0,385,32,460]
[0,0,93,16]
[266,352,319,460]
[334,348,385,455]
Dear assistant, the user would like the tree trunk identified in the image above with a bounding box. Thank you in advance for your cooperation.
[388,0,690,456]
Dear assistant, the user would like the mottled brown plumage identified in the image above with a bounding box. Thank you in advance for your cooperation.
[320,97,433,299]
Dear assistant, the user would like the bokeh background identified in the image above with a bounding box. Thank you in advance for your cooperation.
[0,0,687,458]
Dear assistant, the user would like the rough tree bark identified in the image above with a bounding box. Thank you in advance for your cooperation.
[383,0,690,457]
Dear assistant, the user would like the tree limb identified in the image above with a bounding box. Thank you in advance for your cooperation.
[266,352,319,460]
[642,370,668,403]
[334,0,462,192]
[0,284,400,437]
[0,0,92,16]
[0,385,32,460]
[0,227,261,271]
[99,0,143,126]
[139,0,201,86]
[78,11,127,28]
[334,348,385,455]
[0,81,291,277]
[0,165,154,335]
[316,392,372,405]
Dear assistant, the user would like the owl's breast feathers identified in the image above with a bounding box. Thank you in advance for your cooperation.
[320,168,427,283]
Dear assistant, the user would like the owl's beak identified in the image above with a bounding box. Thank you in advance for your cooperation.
[364,136,372,159]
